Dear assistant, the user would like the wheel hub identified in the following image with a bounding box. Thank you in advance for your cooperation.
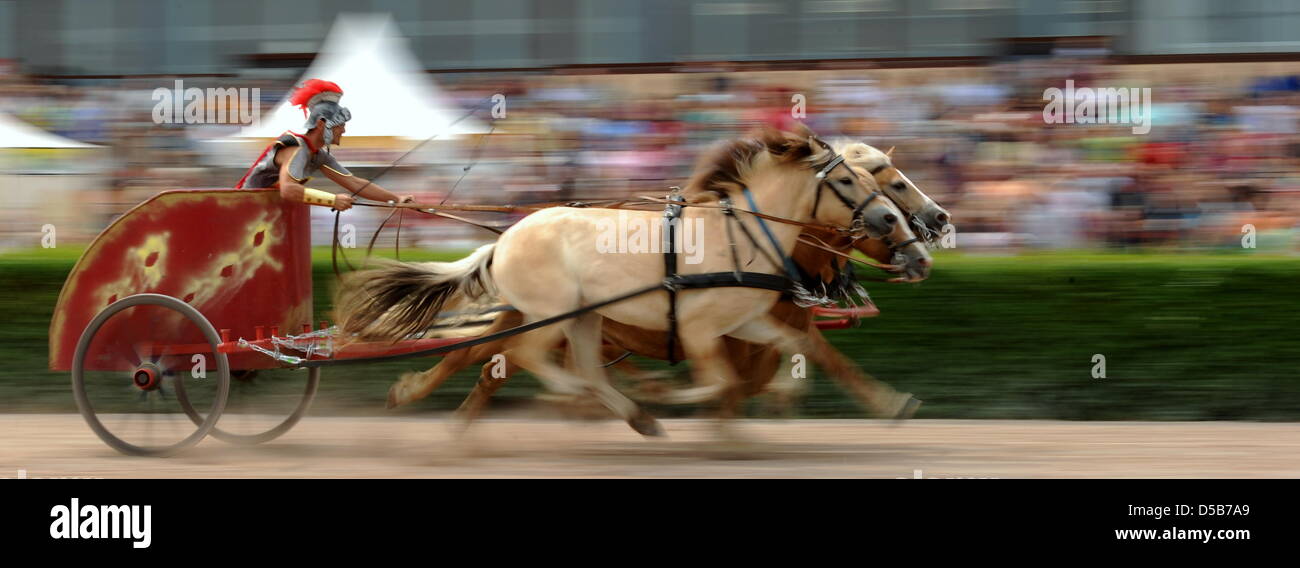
[132,363,161,391]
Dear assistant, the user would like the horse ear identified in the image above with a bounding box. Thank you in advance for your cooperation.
[789,122,815,139]
[757,125,791,155]
[886,146,895,157]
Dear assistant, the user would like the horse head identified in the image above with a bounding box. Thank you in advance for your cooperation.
[838,141,952,245]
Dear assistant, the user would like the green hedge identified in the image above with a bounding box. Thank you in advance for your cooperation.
[4,248,1298,420]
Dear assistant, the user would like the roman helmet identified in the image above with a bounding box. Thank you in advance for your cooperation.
[289,79,351,145]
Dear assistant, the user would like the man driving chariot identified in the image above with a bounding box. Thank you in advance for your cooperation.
[235,79,412,208]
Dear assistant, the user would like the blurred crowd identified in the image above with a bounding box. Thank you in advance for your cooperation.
[4,57,1300,252]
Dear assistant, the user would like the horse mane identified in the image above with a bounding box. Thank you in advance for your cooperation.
[832,139,890,171]
[681,125,832,203]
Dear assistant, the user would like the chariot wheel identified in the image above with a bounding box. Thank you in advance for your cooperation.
[72,293,230,457]
[176,364,319,445]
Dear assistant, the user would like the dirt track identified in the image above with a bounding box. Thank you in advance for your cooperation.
[1,414,1296,478]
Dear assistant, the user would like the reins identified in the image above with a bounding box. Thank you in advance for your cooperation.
[330,98,494,280]
[795,233,899,273]
[271,137,930,368]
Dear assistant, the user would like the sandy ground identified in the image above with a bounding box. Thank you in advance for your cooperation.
[1,414,1297,478]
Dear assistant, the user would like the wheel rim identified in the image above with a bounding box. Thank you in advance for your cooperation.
[72,294,230,457]
[176,366,319,445]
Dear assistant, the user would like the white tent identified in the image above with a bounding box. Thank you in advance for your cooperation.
[0,112,105,250]
[0,112,100,149]
[234,13,485,140]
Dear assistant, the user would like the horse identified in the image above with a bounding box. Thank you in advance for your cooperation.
[838,142,951,242]
[392,214,915,429]
[449,219,920,429]
[335,126,925,436]
[382,145,953,432]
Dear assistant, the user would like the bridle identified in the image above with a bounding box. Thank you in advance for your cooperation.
[811,153,874,227]
[808,145,919,254]
[864,158,944,247]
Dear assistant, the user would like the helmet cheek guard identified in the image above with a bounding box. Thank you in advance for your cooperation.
[306,102,351,145]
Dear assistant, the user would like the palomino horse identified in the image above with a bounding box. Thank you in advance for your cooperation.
[703,143,954,411]
[335,127,926,436]
[383,150,952,431]
[448,221,919,429]
[388,217,916,428]
[381,160,928,413]
[838,141,951,243]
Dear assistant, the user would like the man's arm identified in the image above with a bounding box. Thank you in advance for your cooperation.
[276,147,355,210]
[319,153,413,204]
[322,168,413,204]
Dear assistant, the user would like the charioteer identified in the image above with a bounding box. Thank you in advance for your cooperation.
[235,79,412,209]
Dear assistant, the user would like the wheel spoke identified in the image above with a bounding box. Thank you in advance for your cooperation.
[72,294,230,457]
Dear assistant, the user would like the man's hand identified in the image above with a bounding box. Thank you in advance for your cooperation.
[333,193,355,211]
[398,195,416,204]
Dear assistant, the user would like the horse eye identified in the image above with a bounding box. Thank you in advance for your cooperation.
[838,177,852,184]
[892,181,907,191]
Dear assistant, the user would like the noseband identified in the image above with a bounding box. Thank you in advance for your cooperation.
[810,152,879,237]
[810,152,922,253]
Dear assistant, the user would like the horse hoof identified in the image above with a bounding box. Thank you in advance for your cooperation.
[385,385,404,409]
[892,395,922,422]
[627,411,667,438]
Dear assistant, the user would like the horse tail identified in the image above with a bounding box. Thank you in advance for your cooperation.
[334,243,497,341]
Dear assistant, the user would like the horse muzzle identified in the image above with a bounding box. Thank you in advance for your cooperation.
[917,203,952,238]
[891,244,932,283]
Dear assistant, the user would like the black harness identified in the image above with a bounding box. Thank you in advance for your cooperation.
[662,192,684,363]
[658,149,880,364]
[813,154,889,236]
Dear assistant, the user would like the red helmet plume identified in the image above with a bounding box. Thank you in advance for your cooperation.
[289,79,344,117]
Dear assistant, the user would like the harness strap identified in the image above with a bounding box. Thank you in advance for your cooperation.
[796,233,898,273]
[667,271,794,292]
[720,197,745,280]
[662,192,684,365]
[890,236,921,251]
[810,153,847,220]
[742,188,803,282]
[730,206,785,275]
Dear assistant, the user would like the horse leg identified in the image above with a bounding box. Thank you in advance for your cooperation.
[387,313,519,408]
[496,325,584,394]
[675,335,751,443]
[387,343,488,408]
[731,316,917,419]
[760,348,806,417]
[503,321,661,436]
[803,326,920,419]
[451,353,521,431]
[566,312,663,437]
[660,332,738,405]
